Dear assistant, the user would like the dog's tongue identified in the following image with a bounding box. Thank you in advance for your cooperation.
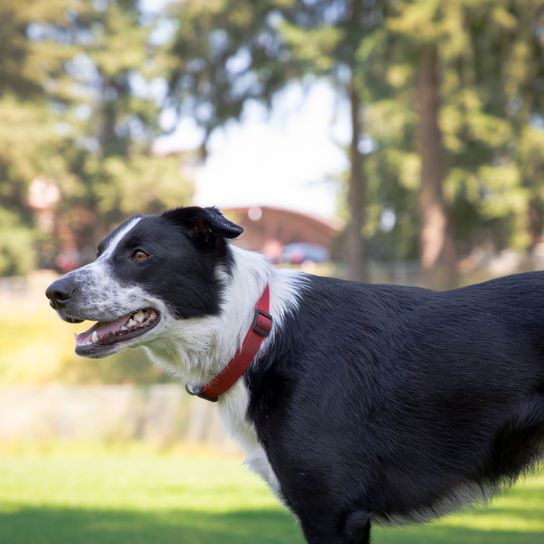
[75,315,128,346]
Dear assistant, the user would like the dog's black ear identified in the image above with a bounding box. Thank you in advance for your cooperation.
[163,206,243,244]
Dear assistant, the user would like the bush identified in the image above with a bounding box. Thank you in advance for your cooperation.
[0,208,36,276]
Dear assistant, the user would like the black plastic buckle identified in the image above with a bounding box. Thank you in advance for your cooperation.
[185,383,218,402]
[252,309,273,337]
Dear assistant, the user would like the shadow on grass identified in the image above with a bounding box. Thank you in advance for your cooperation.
[377,524,544,544]
[1,506,543,544]
[0,506,302,544]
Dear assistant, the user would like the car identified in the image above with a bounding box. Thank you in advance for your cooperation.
[280,243,329,264]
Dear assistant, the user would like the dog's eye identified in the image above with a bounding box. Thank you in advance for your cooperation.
[132,249,150,262]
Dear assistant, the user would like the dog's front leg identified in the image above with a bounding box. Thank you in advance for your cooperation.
[299,510,371,544]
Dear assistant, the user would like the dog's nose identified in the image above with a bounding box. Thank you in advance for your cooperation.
[46,277,77,309]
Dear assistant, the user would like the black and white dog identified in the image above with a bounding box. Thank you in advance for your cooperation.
[46,206,544,544]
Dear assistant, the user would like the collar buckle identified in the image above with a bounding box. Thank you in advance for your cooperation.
[185,383,218,402]
[252,308,273,337]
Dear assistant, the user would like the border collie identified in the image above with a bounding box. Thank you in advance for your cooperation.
[46,206,544,544]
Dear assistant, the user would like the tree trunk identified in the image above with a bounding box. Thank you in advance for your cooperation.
[346,83,366,282]
[416,46,456,288]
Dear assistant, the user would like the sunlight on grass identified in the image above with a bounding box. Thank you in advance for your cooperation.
[376,473,544,544]
[0,447,302,544]
[434,474,544,532]
[0,447,541,543]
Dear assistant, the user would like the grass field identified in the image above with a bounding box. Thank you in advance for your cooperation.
[0,447,542,544]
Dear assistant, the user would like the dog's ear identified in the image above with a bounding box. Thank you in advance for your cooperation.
[163,206,243,245]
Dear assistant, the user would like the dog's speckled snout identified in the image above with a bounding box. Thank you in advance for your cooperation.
[45,276,77,310]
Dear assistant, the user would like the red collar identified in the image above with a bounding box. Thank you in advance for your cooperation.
[185,284,273,402]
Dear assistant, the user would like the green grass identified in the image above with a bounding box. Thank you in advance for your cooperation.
[0,448,542,543]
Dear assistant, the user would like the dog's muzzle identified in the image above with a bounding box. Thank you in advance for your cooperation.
[45,276,84,323]
[46,276,77,310]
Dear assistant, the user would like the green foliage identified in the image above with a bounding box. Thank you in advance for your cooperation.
[0,0,193,275]
[0,208,36,275]
[2,0,544,274]
[96,155,192,216]
[167,0,295,144]
[166,1,385,139]
[0,0,71,99]
[0,98,75,211]
[357,0,544,259]
[168,0,544,262]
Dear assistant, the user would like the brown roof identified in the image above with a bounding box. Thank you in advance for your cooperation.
[222,206,342,251]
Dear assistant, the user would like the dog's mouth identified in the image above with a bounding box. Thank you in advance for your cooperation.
[75,308,160,356]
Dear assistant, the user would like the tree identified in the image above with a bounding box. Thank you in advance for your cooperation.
[363,0,544,286]
[167,0,391,280]
[384,1,463,286]
[415,45,456,286]
[0,0,193,273]
[0,0,76,274]
[56,0,193,249]
[468,1,544,253]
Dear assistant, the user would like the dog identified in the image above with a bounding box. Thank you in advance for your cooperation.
[46,206,544,544]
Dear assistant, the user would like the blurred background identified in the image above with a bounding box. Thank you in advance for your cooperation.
[0,1,543,543]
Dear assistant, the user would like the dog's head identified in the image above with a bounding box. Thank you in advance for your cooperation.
[45,206,243,358]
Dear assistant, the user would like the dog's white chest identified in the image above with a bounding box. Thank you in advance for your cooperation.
[218,381,281,496]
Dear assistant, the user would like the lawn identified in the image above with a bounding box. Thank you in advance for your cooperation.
[0,448,542,543]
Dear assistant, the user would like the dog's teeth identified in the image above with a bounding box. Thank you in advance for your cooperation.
[126,319,136,328]
[91,331,98,344]
[120,325,128,331]
[134,311,145,323]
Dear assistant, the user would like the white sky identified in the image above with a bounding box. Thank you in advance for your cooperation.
[155,81,350,219]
